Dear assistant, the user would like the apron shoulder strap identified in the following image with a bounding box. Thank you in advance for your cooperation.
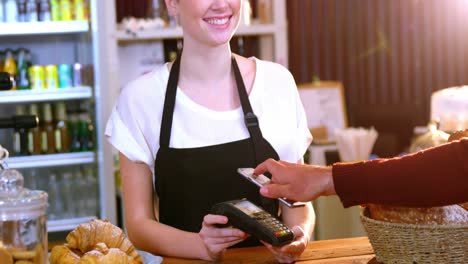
[231,57,265,164]
[160,56,181,148]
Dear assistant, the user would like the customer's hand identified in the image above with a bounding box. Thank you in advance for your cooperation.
[255,159,336,202]
[198,214,248,261]
[261,225,308,263]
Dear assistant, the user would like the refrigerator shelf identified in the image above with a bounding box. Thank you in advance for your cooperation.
[0,21,89,36]
[7,152,95,169]
[0,86,93,104]
[48,216,97,232]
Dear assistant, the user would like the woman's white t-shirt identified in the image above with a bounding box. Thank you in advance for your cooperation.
[105,58,312,175]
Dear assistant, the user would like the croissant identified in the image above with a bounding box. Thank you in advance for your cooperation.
[50,219,143,264]
[66,219,142,263]
[80,250,104,264]
[92,243,109,255]
[99,248,130,264]
[49,245,80,264]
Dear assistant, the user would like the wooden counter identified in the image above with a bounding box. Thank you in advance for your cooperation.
[163,236,378,264]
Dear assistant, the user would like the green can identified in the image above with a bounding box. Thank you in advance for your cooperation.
[50,0,60,21]
[29,65,45,90]
[58,64,73,88]
[45,65,59,89]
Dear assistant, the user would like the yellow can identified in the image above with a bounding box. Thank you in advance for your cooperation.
[74,0,86,20]
[29,65,45,90]
[59,0,72,21]
[45,65,59,89]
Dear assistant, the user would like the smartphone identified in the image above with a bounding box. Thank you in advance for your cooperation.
[237,168,307,208]
[210,199,295,246]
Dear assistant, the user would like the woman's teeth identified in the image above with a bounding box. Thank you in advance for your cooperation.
[206,17,229,25]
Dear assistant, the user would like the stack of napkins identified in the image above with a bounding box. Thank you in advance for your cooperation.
[334,127,378,162]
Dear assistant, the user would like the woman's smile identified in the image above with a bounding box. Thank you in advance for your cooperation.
[204,15,232,29]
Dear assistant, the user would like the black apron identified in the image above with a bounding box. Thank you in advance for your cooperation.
[154,55,279,247]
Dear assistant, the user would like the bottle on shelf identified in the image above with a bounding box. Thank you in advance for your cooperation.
[73,167,87,217]
[83,165,98,216]
[60,170,75,218]
[4,49,17,89]
[40,103,56,154]
[150,0,161,19]
[16,48,31,90]
[26,0,39,22]
[47,172,64,220]
[5,0,18,22]
[78,109,93,151]
[39,0,52,21]
[13,105,30,156]
[73,63,83,87]
[17,0,27,22]
[68,108,81,152]
[0,0,4,23]
[0,50,5,70]
[28,104,42,155]
[54,102,70,153]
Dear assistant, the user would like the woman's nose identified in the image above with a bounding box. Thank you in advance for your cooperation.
[210,0,230,10]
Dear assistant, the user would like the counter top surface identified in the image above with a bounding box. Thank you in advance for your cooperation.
[162,236,378,264]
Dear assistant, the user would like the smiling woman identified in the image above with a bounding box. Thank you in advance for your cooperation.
[105,0,315,262]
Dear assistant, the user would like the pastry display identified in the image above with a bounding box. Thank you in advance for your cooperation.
[49,219,143,264]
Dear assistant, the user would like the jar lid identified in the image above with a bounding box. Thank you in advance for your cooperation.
[0,168,48,221]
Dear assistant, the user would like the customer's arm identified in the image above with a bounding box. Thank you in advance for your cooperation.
[257,139,468,207]
[333,138,468,207]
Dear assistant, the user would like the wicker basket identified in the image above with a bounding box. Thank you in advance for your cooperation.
[360,207,468,264]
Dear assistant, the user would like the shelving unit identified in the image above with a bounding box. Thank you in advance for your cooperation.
[112,1,288,66]
[48,216,97,233]
[0,21,89,36]
[7,152,95,170]
[0,0,117,234]
[0,87,93,104]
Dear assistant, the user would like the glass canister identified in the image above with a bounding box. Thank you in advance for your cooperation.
[409,121,449,153]
[0,155,48,263]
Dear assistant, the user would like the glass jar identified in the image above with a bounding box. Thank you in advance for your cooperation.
[409,121,449,153]
[0,163,48,263]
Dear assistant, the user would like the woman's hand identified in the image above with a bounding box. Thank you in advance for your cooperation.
[261,226,308,263]
[198,214,248,261]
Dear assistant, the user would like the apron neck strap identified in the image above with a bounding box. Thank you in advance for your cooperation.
[160,55,264,149]
[231,57,265,163]
[160,55,181,148]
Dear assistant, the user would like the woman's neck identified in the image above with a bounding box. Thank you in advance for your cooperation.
[180,45,233,82]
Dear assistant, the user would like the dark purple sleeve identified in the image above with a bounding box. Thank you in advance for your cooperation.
[332,138,468,208]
